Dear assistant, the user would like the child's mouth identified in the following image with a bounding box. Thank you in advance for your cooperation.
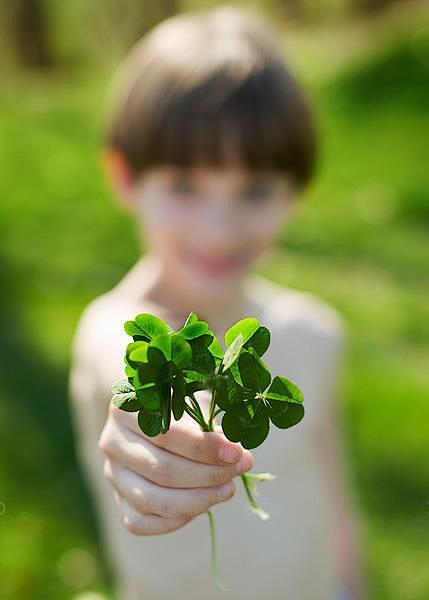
[186,250,246,278]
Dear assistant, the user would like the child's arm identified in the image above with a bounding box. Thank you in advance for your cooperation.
[316,328,367,600]
[68,307,115,499]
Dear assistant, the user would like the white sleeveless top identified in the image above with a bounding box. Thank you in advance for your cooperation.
[69,266,345,600]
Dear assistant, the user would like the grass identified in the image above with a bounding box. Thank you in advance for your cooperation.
[0,6,428,599]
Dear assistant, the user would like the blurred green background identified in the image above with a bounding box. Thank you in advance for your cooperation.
[0,1,428,598]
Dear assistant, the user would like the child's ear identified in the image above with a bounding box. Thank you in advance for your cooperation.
[101,147,137,212]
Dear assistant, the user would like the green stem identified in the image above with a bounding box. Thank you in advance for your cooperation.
[207,510,227,591]
[200,402,227,589]
[208,386,217,430]
[184,403,209,431]
[189,393,210,431]
[240,473,270,521]
[199,388,272,587]
[183,402,199,420]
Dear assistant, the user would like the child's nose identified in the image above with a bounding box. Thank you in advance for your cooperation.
[198,201,242,248]
[200,220,241,252]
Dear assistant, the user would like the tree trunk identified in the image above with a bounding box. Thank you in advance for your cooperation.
[11,0,52,67]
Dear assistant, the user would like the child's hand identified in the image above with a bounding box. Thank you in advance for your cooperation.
[98,403,254,536]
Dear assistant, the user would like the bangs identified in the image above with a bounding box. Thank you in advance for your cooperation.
[106,9,317,187]
[145,66,315,185]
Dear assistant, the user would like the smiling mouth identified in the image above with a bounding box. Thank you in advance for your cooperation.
[185,250,246,277]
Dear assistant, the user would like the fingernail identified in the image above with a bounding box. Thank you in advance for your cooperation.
[237,453,252,474]
[218,445,242,464]
[217,482,234,499]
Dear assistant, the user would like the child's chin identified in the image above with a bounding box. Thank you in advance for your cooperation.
[184,264,246,298]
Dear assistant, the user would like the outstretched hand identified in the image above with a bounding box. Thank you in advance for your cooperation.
[98,402,253,535]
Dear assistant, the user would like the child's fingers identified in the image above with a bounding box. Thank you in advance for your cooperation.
[100,422,253,488]
[117,496,191,536]
[105,460,235,520]
[155,423,244,466]
[113,404,247,466]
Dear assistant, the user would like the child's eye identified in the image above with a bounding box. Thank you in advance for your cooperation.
[242,181,273,203]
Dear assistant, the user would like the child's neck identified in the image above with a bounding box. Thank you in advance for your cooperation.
[135,254,252,335]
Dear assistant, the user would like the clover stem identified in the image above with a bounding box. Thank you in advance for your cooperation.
[240,473,270,521]
[193,411,225,590]
[183,402,199,420]
[212,408,223,419]
[207,510,227,591]
[207,386,217,430]
[189,393,210,430]
[184,403,210,431]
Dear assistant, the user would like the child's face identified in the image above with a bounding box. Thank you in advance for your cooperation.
[129,164,297,302]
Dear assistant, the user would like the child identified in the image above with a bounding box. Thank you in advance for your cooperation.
[69,6,364,599]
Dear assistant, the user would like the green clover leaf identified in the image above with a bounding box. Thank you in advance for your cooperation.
[225,318,271,357]
[237,348,271,393]
[124,313,170,341]
[112,379,140,412]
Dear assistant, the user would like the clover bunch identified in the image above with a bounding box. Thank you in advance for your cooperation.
[112,311,304,588]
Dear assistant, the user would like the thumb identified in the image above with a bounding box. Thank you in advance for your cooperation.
[214,424,254,462]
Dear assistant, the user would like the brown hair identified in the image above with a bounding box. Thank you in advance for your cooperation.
[104,6,317,188]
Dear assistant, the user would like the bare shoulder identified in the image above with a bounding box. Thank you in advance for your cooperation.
[71,255,177,360]
[246,274,347,346]
[70,271,173,389]
[71,291,127,364]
